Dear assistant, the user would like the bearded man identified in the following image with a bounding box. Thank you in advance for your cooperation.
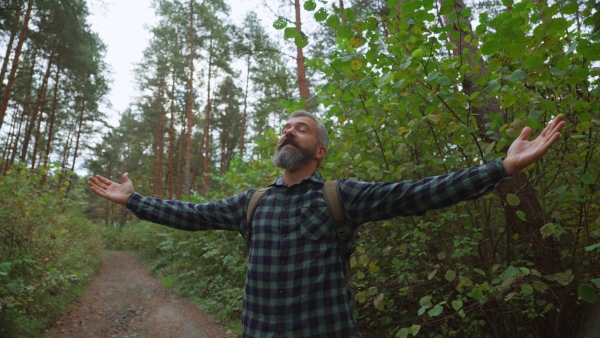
[89,111,565,338]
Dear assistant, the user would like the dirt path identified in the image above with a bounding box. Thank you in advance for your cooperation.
[42,251,235,338]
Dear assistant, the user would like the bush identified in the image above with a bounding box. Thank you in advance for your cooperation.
[0,165,103,337]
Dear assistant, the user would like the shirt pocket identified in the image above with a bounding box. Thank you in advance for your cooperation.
[300,206,334,241]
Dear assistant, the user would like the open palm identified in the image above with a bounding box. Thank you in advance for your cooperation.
[503,114,566,175]
[88,173,135,206]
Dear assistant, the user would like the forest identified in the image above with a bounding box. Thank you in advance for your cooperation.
[0,0,599,337]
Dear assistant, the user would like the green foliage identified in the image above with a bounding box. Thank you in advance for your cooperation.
[0,165,103,337]
[309,0,600,337]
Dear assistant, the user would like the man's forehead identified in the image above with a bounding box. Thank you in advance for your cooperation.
[284,116,315,127]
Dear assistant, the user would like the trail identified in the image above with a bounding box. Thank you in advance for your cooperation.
[42,251,235,338]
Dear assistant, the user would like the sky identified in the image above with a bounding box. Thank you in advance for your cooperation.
[88,0,261,127]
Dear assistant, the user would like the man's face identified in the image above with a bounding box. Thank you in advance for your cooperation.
[272,117,321,170]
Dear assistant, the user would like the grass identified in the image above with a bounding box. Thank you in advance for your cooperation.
[0,258,101,338]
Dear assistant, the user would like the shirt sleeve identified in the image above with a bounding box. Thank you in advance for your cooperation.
[125,191,248,232]
[338,158,509,225]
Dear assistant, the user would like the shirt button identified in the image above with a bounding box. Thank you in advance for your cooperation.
[279,290,284,294]
[282,233,287,237]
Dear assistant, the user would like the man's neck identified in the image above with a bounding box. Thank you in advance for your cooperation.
[282,164,317,186]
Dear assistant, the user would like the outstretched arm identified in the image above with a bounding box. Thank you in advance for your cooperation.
[88,173,134,206]
[502,114,566,175]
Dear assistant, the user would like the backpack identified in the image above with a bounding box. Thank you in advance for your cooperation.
[245,180,358,309]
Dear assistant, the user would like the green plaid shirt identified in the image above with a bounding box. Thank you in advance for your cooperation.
[126,158,508,337]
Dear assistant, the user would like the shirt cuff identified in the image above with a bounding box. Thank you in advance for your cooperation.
[487,158,511,187]
[126,192,144,211]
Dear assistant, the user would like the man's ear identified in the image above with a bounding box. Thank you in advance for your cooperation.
[315,145,327,160]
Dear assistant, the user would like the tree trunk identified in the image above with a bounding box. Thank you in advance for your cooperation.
[7,50,36,169]
[0,0,34,130]
[203,39,214,193]
[167,71,176,199]
[176,118,186,199]
[21,48,55,163]
[239,55,250,156]
[153,78,166,197]
[183,0,195,196]
[67,104,86,193]
[41,66,61,184]
[339,0,347,25]
[294,0,309,105]
[0,6,20,94]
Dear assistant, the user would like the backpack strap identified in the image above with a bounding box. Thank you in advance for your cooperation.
[245,187,271,247]
[322,180,348,270]
[323,180,358,309]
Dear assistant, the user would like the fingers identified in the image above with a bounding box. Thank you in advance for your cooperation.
[541,114,565,137]
[122,172,129,183]
[518,126,533,141]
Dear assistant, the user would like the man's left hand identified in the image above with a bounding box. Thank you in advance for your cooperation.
[502,114,566,175]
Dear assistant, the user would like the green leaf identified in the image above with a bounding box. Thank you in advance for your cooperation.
[284,27,299,39]
[585,243,600,252]
[507,193,520,206]
[343,8,356,22]
[469,287,483,300]
[437,76,452,86]
[581,172,594,185]
[439,0,455,15]
[0,262,11,276]
[445,270,456,282]
[428,269,437,280]
[485,80,501,93]
[273,18,288,30]
[396,328,408,338]
[578,284,598,304]
[411,324,421,336]
[516,210,526,221]
[419,295,432,307]
[521,283,534,295]
[561,2,578,15]
[524,55,543,68]
[481,40,499,55]
[533,281,548,293]
[508,69,527,81]
[350,57,363,70]
[591,279,600,286]
[327,14,341,29]
[337,25,353,39]
[428,304,444,317]
[451,299,463,311]
[314,8,328,21]
[303,0,317,11]
[577,41,600,61]
[350,35,365,48]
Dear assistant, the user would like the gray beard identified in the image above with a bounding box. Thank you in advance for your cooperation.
[272,144,315,170]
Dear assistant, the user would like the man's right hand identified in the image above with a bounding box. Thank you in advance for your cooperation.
[88,173,134,206]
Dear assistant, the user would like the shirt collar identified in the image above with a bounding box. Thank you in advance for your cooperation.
[271,171,325,187]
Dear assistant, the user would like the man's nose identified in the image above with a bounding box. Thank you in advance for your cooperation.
[283,127,296,137]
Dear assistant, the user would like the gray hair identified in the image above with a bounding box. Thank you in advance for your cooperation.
[289,111,329,149]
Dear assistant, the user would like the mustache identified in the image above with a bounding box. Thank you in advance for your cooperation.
[278,136,301,150]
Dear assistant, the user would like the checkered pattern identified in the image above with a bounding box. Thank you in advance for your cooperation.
[127,158,508,337]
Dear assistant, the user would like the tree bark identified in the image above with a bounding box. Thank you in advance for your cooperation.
[0,6,20,94]
[294,0,309,105]
[339,0,347,25]
[183,0,195,196]
[152,78,166,197]
[21,47,55,163]
[41,66,61,184]
[239,54,250,156]
[203,39,214,193]
[167,71,176,199]
[0,0,34,130]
